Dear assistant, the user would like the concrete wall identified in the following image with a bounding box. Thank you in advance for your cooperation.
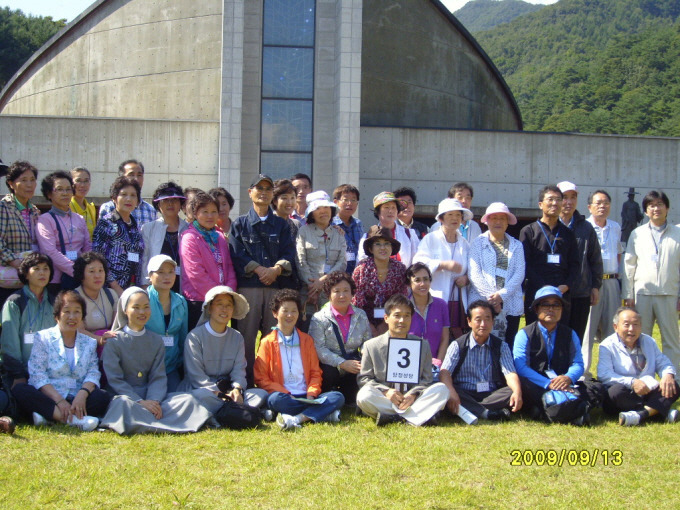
[361,0,521,131]
[358,127,680,226]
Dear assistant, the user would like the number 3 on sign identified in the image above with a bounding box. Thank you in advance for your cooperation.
[386,338,422,384]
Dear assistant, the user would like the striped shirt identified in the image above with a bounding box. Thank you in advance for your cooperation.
[98,199,157,228]
[442,334,515,392]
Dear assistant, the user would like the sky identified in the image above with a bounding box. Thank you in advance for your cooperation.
[4,0,559,21]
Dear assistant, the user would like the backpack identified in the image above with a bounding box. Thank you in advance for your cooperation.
[541,389,587,424]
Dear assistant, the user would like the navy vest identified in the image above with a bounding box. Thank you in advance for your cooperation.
[523,321,573,377]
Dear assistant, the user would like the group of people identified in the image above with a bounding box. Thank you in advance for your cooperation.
[0,157,677,435]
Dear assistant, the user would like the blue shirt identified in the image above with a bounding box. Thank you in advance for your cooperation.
[332,215,364,275]
[145,286,188,375]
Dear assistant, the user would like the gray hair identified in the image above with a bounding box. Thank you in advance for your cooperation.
[612,306,639,324]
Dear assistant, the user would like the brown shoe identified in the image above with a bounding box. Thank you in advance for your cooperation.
[0,416,16,434]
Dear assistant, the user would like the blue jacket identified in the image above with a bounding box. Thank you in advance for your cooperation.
[146,286,188,375]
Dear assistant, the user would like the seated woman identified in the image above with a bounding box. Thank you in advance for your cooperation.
[180,285,267,413]
[145,255,188,392]
[99,287,210,435]
[254,289,345,430]
[1,253,56,394]
[407,262,450,361]
[308,271,371,404]
[74,252,118,347]
[12,290,111,430]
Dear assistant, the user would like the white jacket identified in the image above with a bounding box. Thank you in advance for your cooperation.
[358,223,420,268]
[140,217,189,285]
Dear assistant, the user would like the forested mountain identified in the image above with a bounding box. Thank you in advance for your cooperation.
[474,0,680,135]
[0,8,65,90]
[454,0,544,32]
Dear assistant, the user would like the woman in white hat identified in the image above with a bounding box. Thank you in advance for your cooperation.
[468,202,525,346]
[295,191,347,325]
[99,286,210,434]
[414,198,471,337]
[179,285,267,413]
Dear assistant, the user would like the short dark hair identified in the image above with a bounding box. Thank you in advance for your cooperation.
[291,173,312,186]
[448,182,474,199]
[384,294,414,316]
[191,192,219,218]
[53,290,87,319]
[18,252,53,285]
[538,185,562,203]
[208,187,235,210]
[406,262,432,281]
[73,251,109,283]
[6,161,38,190]
[588,189,611,205]
[152,181,186,211]
[306,204,337,224]
[322,271,356,296]
[393,186,417,205]
[612,306,639,324]
[71,166,91,178]
[41,171,74,201]
[118,159,144,175]
[270,288,302,314]
[332,184,360,201]
[109,176,141,203]
[466,300,497,320]
[272,179,296,204]
[642,190,670,212]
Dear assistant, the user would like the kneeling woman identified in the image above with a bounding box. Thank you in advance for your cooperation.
[99,287,210,434]
[254,289,344,430]
[180,285,267,413]
[13,290,111,430]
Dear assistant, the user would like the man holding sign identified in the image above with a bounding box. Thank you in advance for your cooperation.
[356,295,448,426]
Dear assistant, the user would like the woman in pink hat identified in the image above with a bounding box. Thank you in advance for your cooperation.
[468,202,525,347]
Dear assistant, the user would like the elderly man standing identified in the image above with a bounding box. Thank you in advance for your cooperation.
[440,300,522,423]
[623,190,680,372]
[598,307,678,426]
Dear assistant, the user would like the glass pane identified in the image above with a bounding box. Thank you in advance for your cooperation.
[262,47,314,99]
[261,152,312,180]
[263,0,315,46]
[261,100,313,151]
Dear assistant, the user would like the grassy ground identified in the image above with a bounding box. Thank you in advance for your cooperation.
[1,324,678,509]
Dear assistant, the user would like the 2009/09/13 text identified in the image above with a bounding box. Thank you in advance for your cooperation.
[510,449,623,466]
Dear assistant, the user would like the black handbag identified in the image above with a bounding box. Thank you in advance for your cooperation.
[214,400,263,429]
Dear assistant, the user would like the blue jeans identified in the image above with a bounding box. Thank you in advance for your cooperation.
[267,391,344,422]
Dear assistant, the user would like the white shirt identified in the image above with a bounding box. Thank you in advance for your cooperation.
[278,331,307,395]
[587,216,622,274]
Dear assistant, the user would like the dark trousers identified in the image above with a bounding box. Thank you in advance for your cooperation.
[568,296,591,344]
[505,315,521,349]
[12,383,112,419]
[320,363,359,405]
[187,300,203,332]
[266,391,345,422]
[454,384,513,418]
[603,382,680,416]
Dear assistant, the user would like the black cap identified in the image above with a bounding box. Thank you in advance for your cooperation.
[0,159,8,178]
[249,174,274,188]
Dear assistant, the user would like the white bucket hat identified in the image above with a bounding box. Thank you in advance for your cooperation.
[436,198,473,222]
[481,202,518,225]
[147,254,177,276]
[304,190,337,219]
[198,285,250,326]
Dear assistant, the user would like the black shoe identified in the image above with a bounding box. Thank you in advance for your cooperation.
[375,412,399,426]
[424,413,439,426]
[487,408,512,421]
[572,411,591,427]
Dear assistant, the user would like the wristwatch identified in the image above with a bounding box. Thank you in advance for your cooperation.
[231,382,244,395]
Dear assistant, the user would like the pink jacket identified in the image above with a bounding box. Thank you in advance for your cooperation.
[180,225,237,301]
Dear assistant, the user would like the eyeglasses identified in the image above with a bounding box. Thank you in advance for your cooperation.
[339,199,358,205]
[539,303,563,310]
[542,197,562,204]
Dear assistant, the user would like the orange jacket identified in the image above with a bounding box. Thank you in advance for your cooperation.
[254,329,323,397]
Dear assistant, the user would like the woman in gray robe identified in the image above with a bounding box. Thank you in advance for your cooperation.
[99,286,210,434]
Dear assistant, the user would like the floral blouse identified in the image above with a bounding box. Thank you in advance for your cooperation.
[92,210,145,289]
[352,257,407,323]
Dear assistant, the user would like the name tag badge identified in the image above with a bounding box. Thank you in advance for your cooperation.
[127,252,140,263]
[67,379,77,389]
[92,310,103,320]
[323,263,332,274]
[476,381,490,393]
[66,250,78,261]
[651,254,659,263]
[374,308,385,319]
[175,265,181,276]
[547,254,560,264]
[24,332,35,345]
[162,336,174,347]
[346,251,356,262]
[545,369,558,379]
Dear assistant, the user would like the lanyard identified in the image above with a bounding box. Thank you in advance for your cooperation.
[25,295,46,332]
[56,212,75,246]
[537,221,560,254]
[544,328,556,366]
[86,291,107,323]
[165,231,180,263]
[649,223,664,255]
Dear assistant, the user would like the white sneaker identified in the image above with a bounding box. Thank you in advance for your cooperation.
[33,412,49,426]
[667,409,679,423]
[619,411,641,426]
[276,413,301,431]
[68,415,99,432]
[326,410,341,423]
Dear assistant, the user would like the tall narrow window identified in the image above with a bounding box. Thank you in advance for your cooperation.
[261,0,315,180]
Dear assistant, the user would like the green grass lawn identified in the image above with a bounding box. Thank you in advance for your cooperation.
[1,323,678,509]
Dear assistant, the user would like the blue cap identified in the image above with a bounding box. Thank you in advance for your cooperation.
[530,285,567,310]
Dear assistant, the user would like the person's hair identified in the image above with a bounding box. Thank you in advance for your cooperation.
[270,288,302,314]
[152,181,186,211]
[291,173,312,187]
[307,203,336,224]
[332,184,360,201]
[41,171,74,201]
[118,159,144,175]
[466,299,497,320]
[71,166,91,178]
[109,176,141,203]
[191,192,219,217]
[208,187,235,209]
[587,189,611,205]
[612,306,639,324]
[448,182,474,199]
[406,262,432,281]
[6,160,38,190]
[642,190,670,212]
[18,252,54,285]
[538,184,562,203]
[272,179,296,204]
[384,294,414,316]
[53,290,87,319]
[73,251,109,283]
[373,199,403,219]
[322,271,356,296]
[393,186,417,205]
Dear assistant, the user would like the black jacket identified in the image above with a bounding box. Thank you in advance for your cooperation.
[561,210,603,298]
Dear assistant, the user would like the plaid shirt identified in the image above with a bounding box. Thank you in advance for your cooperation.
[0,194,40,265]
[92,210,145,288]
[332,215,364,274]
[98,199,157,228]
